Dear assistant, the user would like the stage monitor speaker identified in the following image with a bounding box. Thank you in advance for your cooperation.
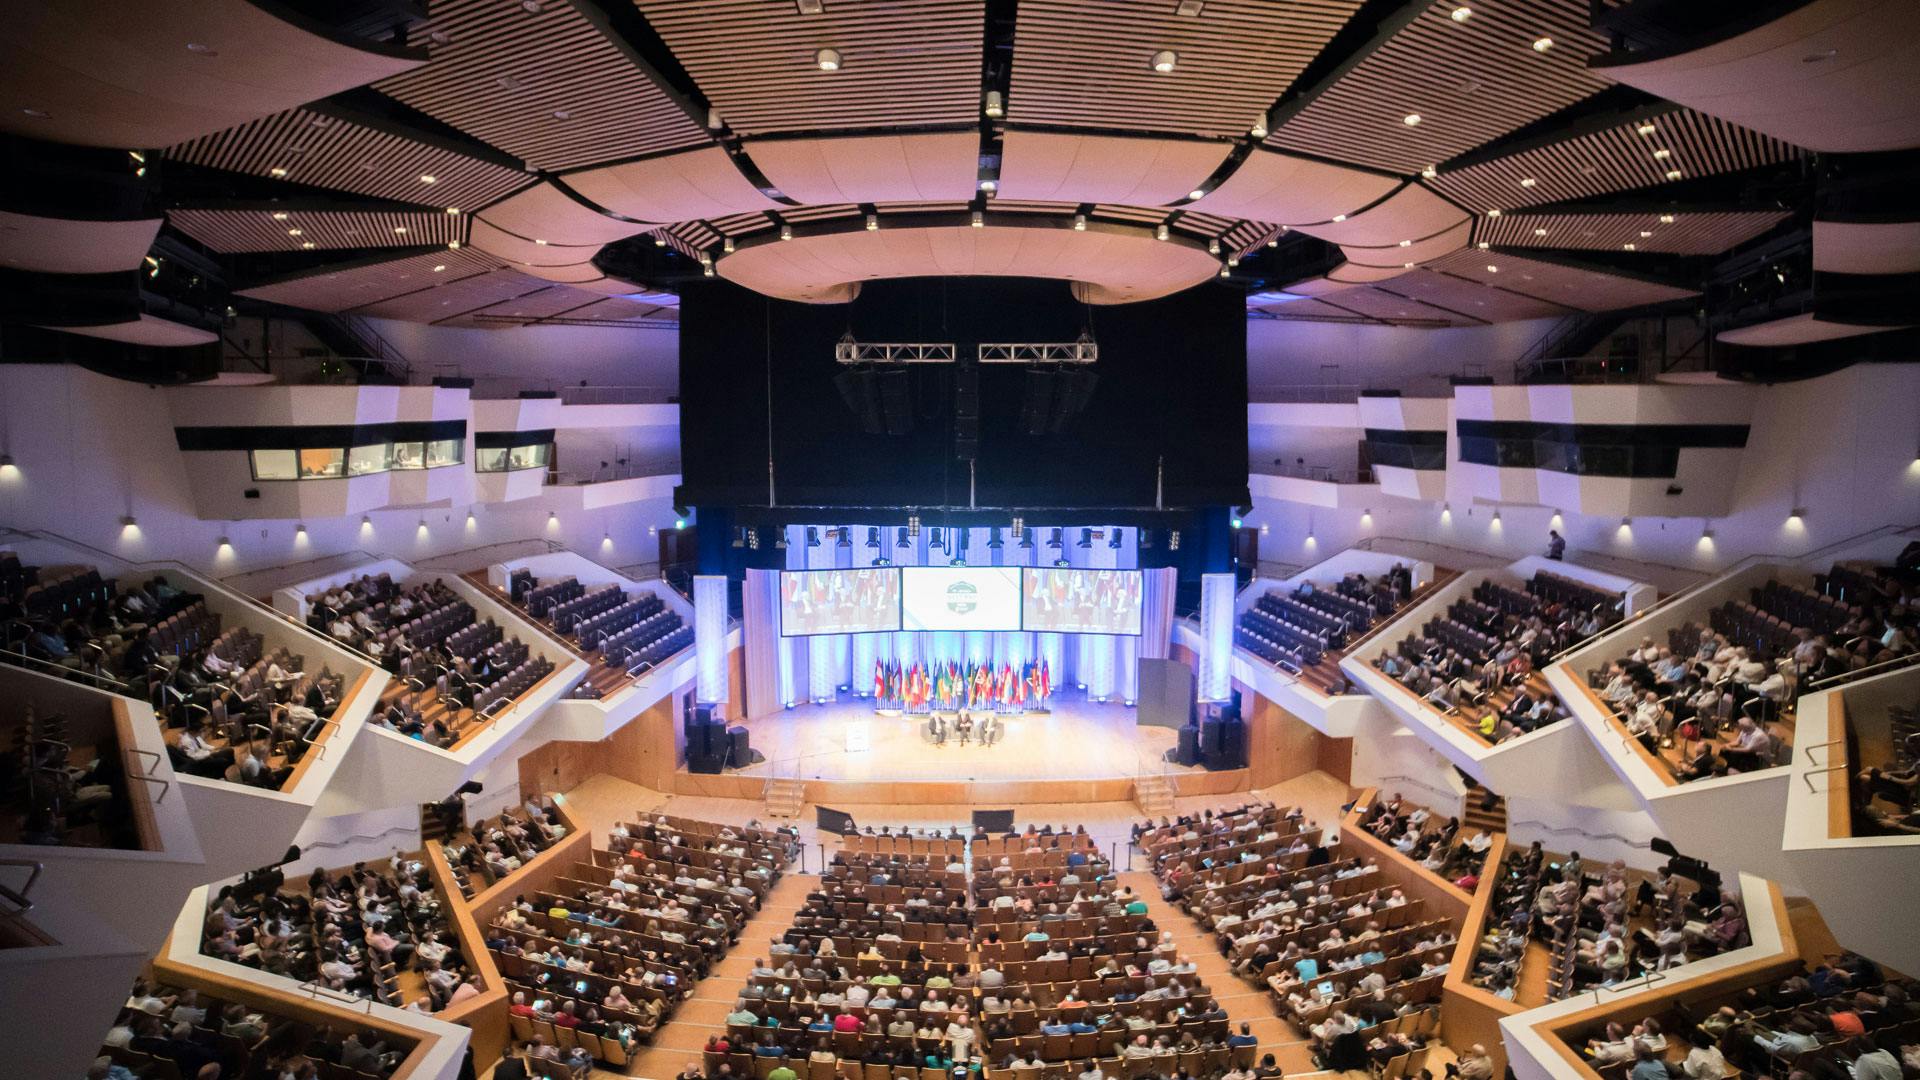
[727,725,750,768]
[1200,715,1226,757]
[972,809,1015,833]
[1137,658,1194,730]
[816,806,857,836]
[1176,724,1201,767]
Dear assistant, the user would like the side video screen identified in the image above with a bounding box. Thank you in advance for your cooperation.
[1022,567,1143,635]
[779,568,901,636]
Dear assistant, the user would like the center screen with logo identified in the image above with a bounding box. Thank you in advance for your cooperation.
[1022,568,1144,635]
[901,566,1023,632]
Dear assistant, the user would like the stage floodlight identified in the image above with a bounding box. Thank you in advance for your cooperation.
[897,526,911,547]
[836,527,852,548]
[929,529,946,551]
[805,526,820,548]
[1168,530,1181,551]
[1140,529,1155,549]
[1048,528,1064,549]
[987,528,1003,549]
[1018,528,1034,549]
[866,526,880,548]
[1108,528,1123,549]
[1077,528,1093,549]
[731,528,746,548]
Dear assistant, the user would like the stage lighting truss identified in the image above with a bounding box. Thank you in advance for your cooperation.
[977,333,1098,365]
[834,334,957,365]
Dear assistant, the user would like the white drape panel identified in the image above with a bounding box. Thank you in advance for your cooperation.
[741,569,783,719]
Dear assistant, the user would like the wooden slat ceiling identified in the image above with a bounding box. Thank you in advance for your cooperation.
[1478,209,1790,255]
[236,247,506,311]
[375,0,710,172]
[165,107,532,211]
[166,208,464,253]
[1429,107,1802,214]
[633,0,986,135]
[1269,0,1610,174]
[1007,0,1366,137]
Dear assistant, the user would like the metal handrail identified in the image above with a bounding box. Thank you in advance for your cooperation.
[1806,651,1920,691]
[0,648,132,692]
[1798,738,1844,767]
[125,768,171,805]
[1800,761,1849,794]
[0,859,45,915]
[1589,967,1667,1005]
[297,981,375,1014]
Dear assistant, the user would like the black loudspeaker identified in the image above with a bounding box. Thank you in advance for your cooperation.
[953,363,979,461]
[728,725,750,767]
[816,806,857,835]
[1176,724,1201,767]
[1050,369,1100,432]
[834,369,884,434]
[972,809,1015,833]
[877,368,913,435]
[1222,715,1247,769]
[1020,369,1056,435]
[1200,715,1225,756]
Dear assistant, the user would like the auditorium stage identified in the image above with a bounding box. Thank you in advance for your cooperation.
[672,691,1250,805]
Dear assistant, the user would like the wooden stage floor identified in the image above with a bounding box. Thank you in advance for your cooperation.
[728,690,1194,783]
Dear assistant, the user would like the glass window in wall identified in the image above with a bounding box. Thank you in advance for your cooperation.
[251,449,299,480]
[426,439,463,468]
[507,443,551,471]
[475,447,510,473]
[297,449,345,479]
[390,441,426,470]
[348,443,392,476]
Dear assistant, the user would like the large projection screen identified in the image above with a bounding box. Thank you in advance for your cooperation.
[1022,567,1144,635]
[779,568,901,636]
[901,566,1021,632]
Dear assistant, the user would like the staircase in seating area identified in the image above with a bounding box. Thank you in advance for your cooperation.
[1133,773,1176,816]
[418,800,463,845]
[763,777,806,819]
[1463,783,1508,834]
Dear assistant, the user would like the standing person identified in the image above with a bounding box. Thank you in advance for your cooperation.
[1547,530,1566,561]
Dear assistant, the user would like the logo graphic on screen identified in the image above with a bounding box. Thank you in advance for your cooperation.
[945,581,978,614]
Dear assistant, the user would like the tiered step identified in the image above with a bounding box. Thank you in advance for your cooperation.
[1134,773,1176,816]
[763,778,806,819]
[418,800,463,845]
[1463,785,1508,833]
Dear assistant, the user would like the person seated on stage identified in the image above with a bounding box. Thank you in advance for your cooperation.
[929,713,948,746]
[955,711,974,746]
[979,713,1002,747]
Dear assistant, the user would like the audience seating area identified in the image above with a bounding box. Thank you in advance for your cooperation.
[309,573,555,748]
[1376,570,1620,744]
[93,975,416,1080]
[1466,842,1746,1005]
[0,697,137,848]
[1140,802,1449,1072]
[1237,565,1426,695]
[1849,697,1920,836]
[441,794,570,899]
[201,850,480,1014]
[491,812,799,1073]
[501,570,692,700]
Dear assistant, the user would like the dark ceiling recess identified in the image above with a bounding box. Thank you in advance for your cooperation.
[1592,0,1812,59]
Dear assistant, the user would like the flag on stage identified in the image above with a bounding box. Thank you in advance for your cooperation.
[1039,658,1052,700]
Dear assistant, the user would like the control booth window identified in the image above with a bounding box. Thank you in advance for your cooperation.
[426,438,463,468]
[390,441,426,470]
[298,449,345,479]
[185,420,470,481]
[476,437,553,473]
[508,443,552,471]
[348,443,392,476]
[250,449,299,480]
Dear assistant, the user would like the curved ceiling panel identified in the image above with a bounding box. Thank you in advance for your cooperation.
[0,0,421,149]
[515,260,613,285]
[236,248,506,312]
[1422,249,1698,312]
[717,223,1219,304]
[1594,0,1920,153]
[1291,182,1467,249]
[1483,210,1790,255]
[469,220,622,267]
[0,211,162,273]
[997,131,1231,206]
[1324,261,1412,285]
[1717,312,1909,346]
[1186,149,1399,226]
[165,208,460,254]
[746,132,980,204]
[1339,219,1472,269]
[477,182,650,247]
[1812,220,1920,274]
[564,147,780,223]
[39,314,218,347]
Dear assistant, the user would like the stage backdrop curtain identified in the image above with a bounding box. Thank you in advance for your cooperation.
[742,568,782,720]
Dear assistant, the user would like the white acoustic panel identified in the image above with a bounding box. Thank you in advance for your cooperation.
[1197,572,1236,703]
[694,574,729,704]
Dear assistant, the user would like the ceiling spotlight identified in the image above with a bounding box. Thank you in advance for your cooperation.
[301,241,315,249]
[1403,113,1422,126]
[1532,36,1554,52]
[270,167,288,177]
[1250,115,1269,138]
[446,207,460,215]
[1623,243,1636,251]
[703,263,715,277]
[1266,236,1279,247]
[865,213,878,231]
[1477,241,1489,249]
[1659,214,1675,224]
[521,0,543,10]
[552,109,572,120]
[1218,265,1230,278]
[1156,223,1169,241]
[1207,237,1220,254]
[534,238,548,245]
[393,226,408,234]
[1652,148,1672,160]
[1150,49,1178,73]
[1450,6,1471,22]
[1636,122,1657,136]
[1422,166,1438,179]
[1486,208,1502,218]
[1403,261,1415,269]
[780,225,793,241]
[271,211,289,221]
[971,211,984,228]
[1665,169,1683,180]
[723,236,736,253]
[815,48,843,71]
[984,90,1004,118]
[448,240,461,249]
[1399,239,1412,247]
[1639,230,1653,237]
[1533,227,1548,236]
[1072,213,1087,231]
[433,264,447,272]
[1519,177,1536,187]
[1485,264,1498,273]
[287,227,302,236]
[1331,214,1347,222]
[419,174,437,184]
[1188,187,1207,200]
[978,178,997,192]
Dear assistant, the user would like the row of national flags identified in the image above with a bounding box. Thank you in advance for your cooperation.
[871,658,1051,710]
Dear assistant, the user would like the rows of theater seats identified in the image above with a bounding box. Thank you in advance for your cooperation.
[1467,842,1745,1005]
[491,812,799,1072]
[1140,803,1450,1071]
[504,571,691,698]
[1355,796,1493,891]
[1376,570,1618,743]
[309,573,553,748]
[95,975,414,1079]
[1559,951,1916,1080]
[201,849,479,1014]
[2,556,205,691]
[1,698,137,847]
[1235,566,1418,693]
[441,795,569,898]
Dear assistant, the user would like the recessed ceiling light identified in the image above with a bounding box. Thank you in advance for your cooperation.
[272,212,288,221]
[1665,169,1683,180]
[653,233,667,247]
[815,48,843,71]
[185,42,217,55]
[301,241,315,249]
[1659,214,1675,224]
[1188,188,1206,200]
[1639,230,1653,237]
[1477,241,1489,249]
[1652,148,1672,160]
[496,75,524,90]
[270,167,288,177]
[1422,166,1438,179]
[1156,224,1169,241]
[521,0,543,11]
[534,238,547,245]
[1532,36,1553,52]
[1635,122,1657,136]
[1403,113,1422,126]
[448,240,461,249]
[979,178,997,193]
[1486,264,1498,273]
[1332,214,1346,222]
[287,228,302,236]
[1404,261,1415,269]
[394,226,408,234]
[780,225,793,241]
[1519,177,1536,187]
[433,264,446,272]
[419,174,437,184]
[1533,227,1548,236]
[1150,49,1178,73]
[1623,243,1636,251]
[1399,239,1412,246]
[446,207,460,215]
[552,109,572,120]
[1450,6,1471,22]
[1486,209,1501,218]
[971,211,984,228]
